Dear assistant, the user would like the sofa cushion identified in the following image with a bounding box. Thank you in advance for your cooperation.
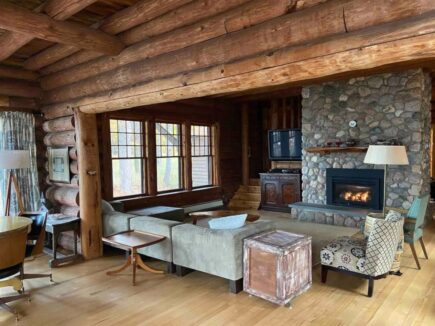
[127,206,185,222]
[130,216,182,262]
[208,214,247,230]
[172,220,275,280]
[320,236,367,273]
[102,211,137,237]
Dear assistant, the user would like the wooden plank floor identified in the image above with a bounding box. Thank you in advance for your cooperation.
[1,223,434,325]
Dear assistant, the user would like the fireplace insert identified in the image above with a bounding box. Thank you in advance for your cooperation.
[326,168,384,210]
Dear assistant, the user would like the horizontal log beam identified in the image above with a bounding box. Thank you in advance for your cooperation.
[0,79,41,98]
[42,115,75,132]
[0,0,97,62]
[43,0,347,103]
[43,0,435,104]
[40,0,293,90]
[46,186,79,207]
[42,13,435,113]
[0,96,37,109]
[28,0,191,72]
[0,65,38,80]
[43,130,76,146]
[0,2,124,56]
[120,0,252,45]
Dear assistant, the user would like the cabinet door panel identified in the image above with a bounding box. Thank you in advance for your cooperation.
[263,181,279,204]
[281,180,300,205]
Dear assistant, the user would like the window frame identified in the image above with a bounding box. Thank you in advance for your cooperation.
[190,123,213,189]
[102,113,220,202]
[155,120,184,194]
[108,118,148,200]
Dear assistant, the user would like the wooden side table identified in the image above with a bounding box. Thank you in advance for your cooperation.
[45,215,82,268]
[103,230,166,285]
[244,230,312,306]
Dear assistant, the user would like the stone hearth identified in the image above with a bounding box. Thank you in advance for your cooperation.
[295,69,431,227]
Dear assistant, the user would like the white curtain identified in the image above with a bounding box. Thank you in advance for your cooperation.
[0,111,40,215]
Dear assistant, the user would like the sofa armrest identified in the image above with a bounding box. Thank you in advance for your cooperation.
[102,211,137,237]
[172,220,275,280]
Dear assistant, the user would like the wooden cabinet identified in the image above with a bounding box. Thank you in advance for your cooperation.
[260,173,301,212]
[243,230,312,305]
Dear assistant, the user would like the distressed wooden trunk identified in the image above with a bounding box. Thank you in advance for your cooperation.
[243,230,312,305]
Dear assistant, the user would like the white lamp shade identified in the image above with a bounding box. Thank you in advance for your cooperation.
[364,145,409,165]
[0,150,31,169]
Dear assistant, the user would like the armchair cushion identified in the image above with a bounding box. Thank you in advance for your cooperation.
[320,236,367,273]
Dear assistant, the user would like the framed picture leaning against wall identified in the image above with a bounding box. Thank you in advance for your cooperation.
[48,147,70,183]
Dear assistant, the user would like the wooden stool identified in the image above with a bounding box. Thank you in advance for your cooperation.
[103,230,166,285]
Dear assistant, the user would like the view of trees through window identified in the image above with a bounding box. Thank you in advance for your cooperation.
[109,118,215,198]
[191,125,212,188]
[156,122,182,192]
[110,119,144,197]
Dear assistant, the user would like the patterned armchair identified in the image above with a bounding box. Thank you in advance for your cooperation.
[320,216,403,297]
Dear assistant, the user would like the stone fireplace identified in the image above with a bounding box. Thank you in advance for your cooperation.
[295,69,431,227]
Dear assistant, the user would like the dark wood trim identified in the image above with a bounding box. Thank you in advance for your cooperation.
[183,121,192,191]
[146,119,157,196]
[212,123,221,186]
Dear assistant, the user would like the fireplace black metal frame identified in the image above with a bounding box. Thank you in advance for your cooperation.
[326,168,384,210]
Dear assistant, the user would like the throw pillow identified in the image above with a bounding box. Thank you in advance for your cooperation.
[208,214,247,230]
[101,200,115,214]
[385,209,402,222]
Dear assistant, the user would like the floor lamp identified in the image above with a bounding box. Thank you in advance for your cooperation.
[363,145,409,216]
[0,150,31,216]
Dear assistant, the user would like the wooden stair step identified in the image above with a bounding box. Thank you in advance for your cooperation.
[228,199,259,210]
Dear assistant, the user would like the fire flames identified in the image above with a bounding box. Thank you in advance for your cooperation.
[341,191,370,202]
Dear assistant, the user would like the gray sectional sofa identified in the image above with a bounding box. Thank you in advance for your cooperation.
[101,201,275,293]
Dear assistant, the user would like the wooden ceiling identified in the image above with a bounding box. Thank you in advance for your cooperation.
[0,0,139,67]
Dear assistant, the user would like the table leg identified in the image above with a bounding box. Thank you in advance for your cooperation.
[132,250,137,286]
[73,229,78,256]
[107,256,132,276]
[52,229,58,260]
[136,254,164,274]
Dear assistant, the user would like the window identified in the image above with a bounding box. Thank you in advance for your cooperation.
[191,125,212,188]
[156,122,182,192]
[110,119,144,198]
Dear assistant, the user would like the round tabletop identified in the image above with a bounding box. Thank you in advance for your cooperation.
[0,216,32,235]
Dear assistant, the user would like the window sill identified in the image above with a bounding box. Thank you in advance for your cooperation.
[114,186,222,203]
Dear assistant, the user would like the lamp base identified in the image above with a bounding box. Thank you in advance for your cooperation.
[4,171,25,216]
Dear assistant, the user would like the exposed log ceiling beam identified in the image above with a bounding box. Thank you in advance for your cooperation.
[0,0,98,62]
[0,78,41,99]
[34,0,252,73]
[0,64,38,80]
[41,12,435,114]
[0,2,124,58]
[24,0,192,71]
[40,0,294,90]
[42,0,435,105]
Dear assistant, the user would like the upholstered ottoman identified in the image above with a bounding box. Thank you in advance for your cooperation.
[130,216,182,272]
[127,206,185,222]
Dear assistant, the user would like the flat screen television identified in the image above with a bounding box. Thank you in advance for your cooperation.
[268,129,302,161]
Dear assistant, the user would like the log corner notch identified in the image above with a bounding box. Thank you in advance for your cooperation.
[74,108,103,259]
